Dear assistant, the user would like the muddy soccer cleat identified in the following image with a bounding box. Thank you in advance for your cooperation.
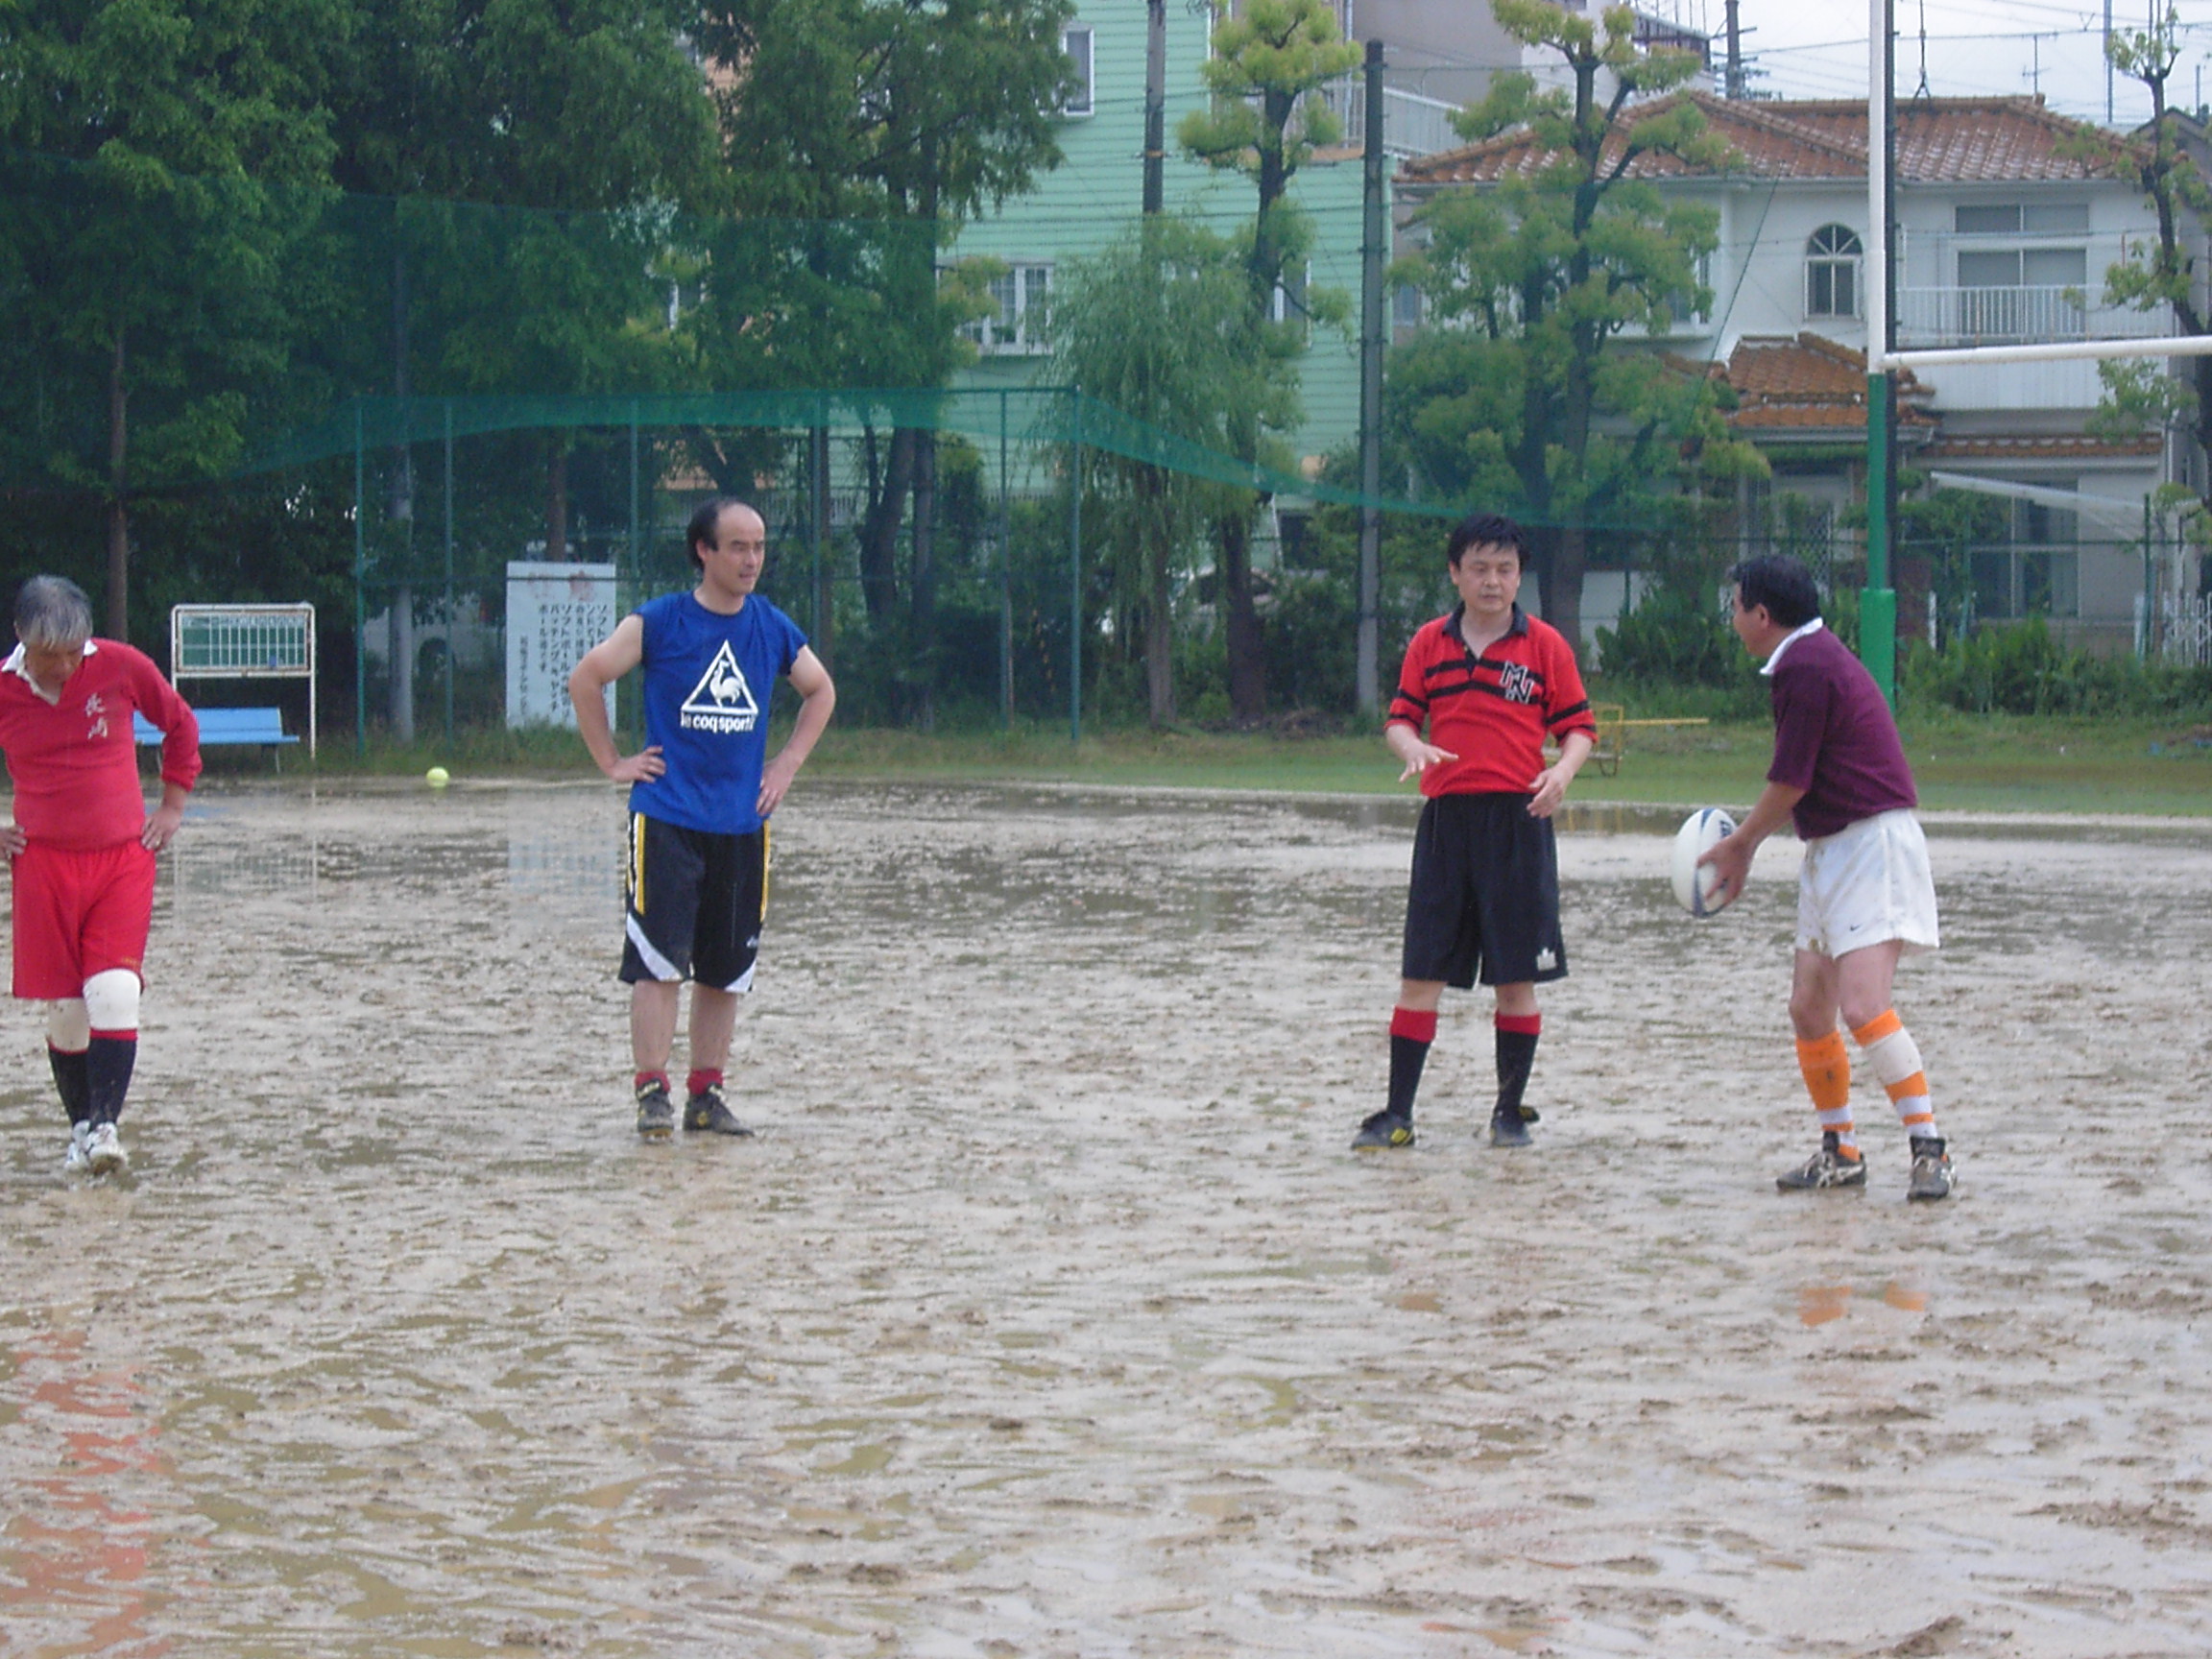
[683,1082,754,1138]
[62,1122,91,1175]
[1776,1131,1865,1191]
[1351,1111,1415,1150]
[635,1078,676,1141]
[1488,1106,1533,1148]
[1907,1137,1956,1201]
[84,1121,127,1176]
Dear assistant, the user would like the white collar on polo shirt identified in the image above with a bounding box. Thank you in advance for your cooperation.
[3,638,99,706]
[1759,616,1824,678]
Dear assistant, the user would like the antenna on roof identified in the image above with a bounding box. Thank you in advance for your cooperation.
[1914,0,1931,99]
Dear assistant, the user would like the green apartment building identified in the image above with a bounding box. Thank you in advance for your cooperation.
[950,3,1378,473]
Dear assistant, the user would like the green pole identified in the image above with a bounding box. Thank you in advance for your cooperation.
[999,389,1013,730]
[1069,391,1083,745]
[1863,372,1898,706]
[443,400,455,738]
[354,402,367,758]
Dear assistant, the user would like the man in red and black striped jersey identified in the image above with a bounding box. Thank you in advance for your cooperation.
[1353,515,1597,1152]
[0,577,200,1178]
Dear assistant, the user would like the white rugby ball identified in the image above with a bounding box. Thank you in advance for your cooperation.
[1670,806,1739,917]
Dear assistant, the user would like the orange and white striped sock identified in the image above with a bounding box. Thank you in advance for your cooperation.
[1852,1009,1939,1142]
[1795,1029,1859,1159]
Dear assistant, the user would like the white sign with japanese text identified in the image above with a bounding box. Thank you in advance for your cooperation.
[506,562,616,730]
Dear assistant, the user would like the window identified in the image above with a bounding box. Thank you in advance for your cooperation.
[1956,247,2088,340]
[1970,478,2081,618]
[1392,282,1422,331]
[1805,225,1863,320]
[1956,202,2089,235]
[1667,254,1713,327]
[1060,26,1094,116]
[1952,201,2088,342]
[964,263,1052,355]
[1268,261,1312,334]
[1957,250,2088,287]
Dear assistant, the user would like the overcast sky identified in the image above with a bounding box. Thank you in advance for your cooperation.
[1692,0,2212,127]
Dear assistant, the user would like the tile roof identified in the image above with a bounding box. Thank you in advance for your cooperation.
[1919,434,2163,462]
[1400,93,2133,187]
[1721,333,1936,436]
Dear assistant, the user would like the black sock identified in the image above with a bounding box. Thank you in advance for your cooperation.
[1387,1033,1431,1118]
[1495,1023,1540,1118]
[49,1045,91,1126]
[1386,1008,1437,1118]
[86,1033,137,1125]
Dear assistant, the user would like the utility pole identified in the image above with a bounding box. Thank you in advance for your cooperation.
[1725,0,1743,99]
[1357,38,1386,716]
[1143,0,1166,217]
[2107,0,2115,124]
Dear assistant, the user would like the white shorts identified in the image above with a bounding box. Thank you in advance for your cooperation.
[1795,808,1940,959]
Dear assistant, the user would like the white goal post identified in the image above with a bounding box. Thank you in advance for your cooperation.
[167,604,318,757]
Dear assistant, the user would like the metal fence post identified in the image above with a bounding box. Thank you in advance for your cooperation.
[1000,390,1013,729]
[444,400,455,737]
[1069,391,1083,745]
[354,402,367,757]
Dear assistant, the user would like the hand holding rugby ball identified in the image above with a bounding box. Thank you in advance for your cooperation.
[1671,807,1738,917]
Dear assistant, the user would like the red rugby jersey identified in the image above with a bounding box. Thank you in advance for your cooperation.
[1386,604,1596,798]
[0,639,202,849]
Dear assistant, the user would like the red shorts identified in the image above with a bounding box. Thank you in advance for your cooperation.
[10,839,156,999]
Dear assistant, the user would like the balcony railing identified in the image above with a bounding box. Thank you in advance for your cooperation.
[1321,83,1465,159]
[1897,286,2171,349]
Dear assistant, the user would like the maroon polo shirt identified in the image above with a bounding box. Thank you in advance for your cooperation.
[1765,623,1917,841]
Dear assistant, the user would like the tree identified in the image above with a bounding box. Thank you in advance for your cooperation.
[322,0,721,538]
[1177,0,1358,719]
[1051,218,1283,724]
[696,0,1076,725]
[2082,7,2212,557]
[0,0,345,640]
[1398,0,1731,651]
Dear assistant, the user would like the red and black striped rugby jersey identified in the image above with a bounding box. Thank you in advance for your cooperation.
[1385,603,1597,799]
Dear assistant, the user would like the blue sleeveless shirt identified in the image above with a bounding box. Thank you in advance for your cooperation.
[627,590,807,835]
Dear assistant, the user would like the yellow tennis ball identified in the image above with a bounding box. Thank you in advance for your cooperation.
[425,766,450,788]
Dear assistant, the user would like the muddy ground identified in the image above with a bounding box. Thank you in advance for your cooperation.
[3,778,2210,1658]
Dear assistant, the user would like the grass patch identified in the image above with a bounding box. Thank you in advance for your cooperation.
[203,711,2212,818]
[801,713,2212,818]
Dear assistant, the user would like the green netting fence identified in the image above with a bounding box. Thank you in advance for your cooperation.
[10,146,2191,745]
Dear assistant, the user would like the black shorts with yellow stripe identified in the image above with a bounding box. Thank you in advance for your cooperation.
[618,812,769,993]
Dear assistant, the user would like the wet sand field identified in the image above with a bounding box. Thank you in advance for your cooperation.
[4,778,2211,1658]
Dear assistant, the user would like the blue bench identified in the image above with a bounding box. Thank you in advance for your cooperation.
[134,708,300,748]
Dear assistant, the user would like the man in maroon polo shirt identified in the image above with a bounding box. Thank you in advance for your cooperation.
[1699,555,1956,1200]
[1354,513,1598,1152]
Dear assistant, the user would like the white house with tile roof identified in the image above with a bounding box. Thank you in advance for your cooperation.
[1398,93,2202,649]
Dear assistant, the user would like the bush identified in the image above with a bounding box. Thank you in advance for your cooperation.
[1593,587,1741,686]
[1904,618,2212,717]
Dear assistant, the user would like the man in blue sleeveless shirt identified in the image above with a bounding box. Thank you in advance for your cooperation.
[570,498,836,1140]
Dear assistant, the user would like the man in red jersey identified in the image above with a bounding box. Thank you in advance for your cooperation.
[0,577,200,1177]
[1354,514,1597,1152]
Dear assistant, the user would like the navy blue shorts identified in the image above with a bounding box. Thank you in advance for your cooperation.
[1400,793,1567,989]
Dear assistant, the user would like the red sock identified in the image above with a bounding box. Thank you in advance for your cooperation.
[685,1069,724,1097]
[1389,1007,1438,1045]
[635,1070,669,1094]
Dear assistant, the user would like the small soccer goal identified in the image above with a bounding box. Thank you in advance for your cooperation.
[168,604,318,757]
